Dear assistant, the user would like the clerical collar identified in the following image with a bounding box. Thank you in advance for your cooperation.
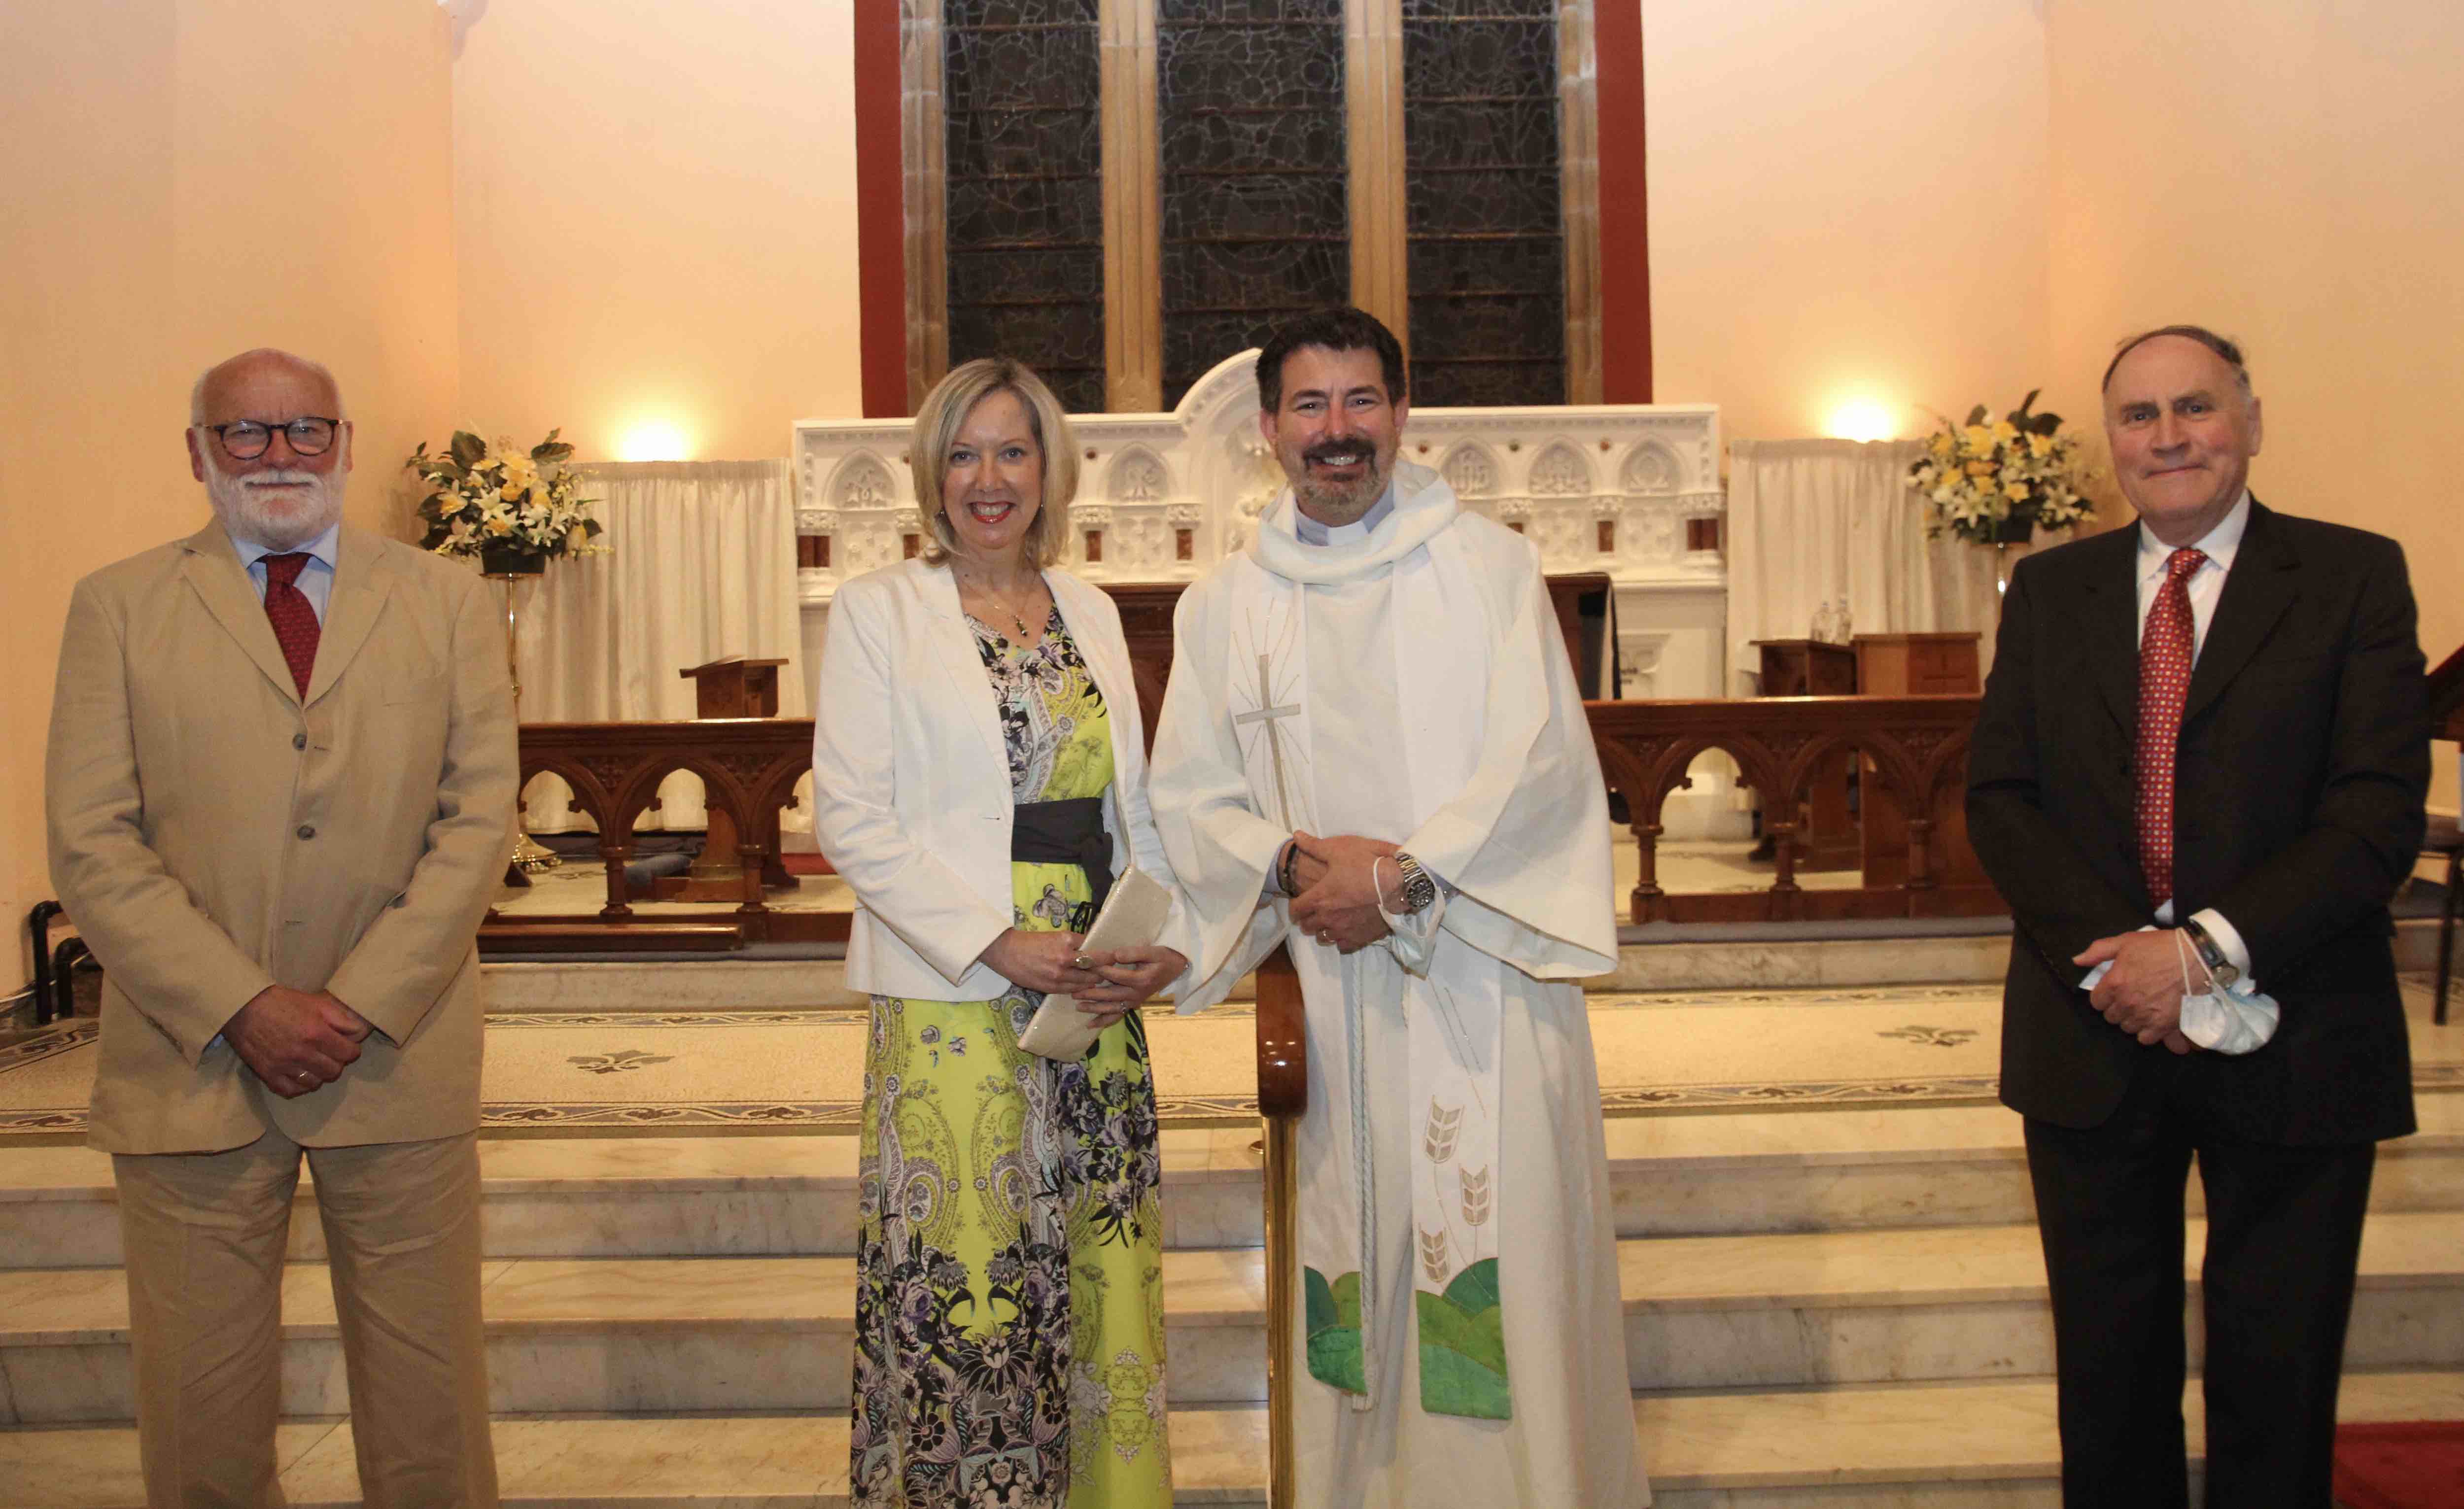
[1293,487,1396,547]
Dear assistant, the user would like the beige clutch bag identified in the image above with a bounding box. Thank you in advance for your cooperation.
[1017,867,1174,1061]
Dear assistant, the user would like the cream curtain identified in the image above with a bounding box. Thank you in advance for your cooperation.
[1724,438,2010,695]
[508,459,809,835]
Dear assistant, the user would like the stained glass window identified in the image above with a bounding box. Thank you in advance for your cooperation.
[942,0,1109,414]
[921,0,1592,412]
[1155,0,1351,409]
[1401,0,1564,406]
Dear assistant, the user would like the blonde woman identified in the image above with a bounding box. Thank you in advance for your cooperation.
[812,358,1192,1508]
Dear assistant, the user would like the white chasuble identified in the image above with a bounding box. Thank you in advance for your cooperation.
[1150,463,1651,1507]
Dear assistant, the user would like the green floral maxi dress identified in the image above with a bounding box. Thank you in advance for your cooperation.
[850,609,1172,1509]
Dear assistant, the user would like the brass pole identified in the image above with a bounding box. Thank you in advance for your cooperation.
[491,570,559,874]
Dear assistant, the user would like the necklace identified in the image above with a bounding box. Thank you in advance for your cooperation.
[963,571,1043,642]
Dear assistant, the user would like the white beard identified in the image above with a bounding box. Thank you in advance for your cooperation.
[205,455,347,551]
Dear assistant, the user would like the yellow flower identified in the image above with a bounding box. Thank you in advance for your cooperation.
[1929,433,1953,458]
[1992,420,2019,444]
[1961,424,1992,452]
[485,516,514,535]
[2005,480,2031,501]
[2028,432,2053,457]
[500,481,525,502]
[1965,459,1995,478]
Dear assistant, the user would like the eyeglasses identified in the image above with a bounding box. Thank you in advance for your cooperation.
[202,417,342,459]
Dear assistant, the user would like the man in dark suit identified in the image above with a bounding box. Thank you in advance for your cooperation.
[1968,325,2428,1508]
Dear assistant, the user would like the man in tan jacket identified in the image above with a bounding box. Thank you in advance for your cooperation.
[45,348,517,1507]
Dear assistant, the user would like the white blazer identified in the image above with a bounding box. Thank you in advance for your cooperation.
[811,557,1195,1001]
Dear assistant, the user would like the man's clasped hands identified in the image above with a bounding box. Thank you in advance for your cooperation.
[2074,928,2201,1056]
[223,985,377,1098]
[1285,831,1404,953]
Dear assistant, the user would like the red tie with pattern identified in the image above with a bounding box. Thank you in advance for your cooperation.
[261,552,321,698]
[2134,547,2207,903]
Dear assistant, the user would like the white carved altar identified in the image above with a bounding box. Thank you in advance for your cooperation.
[793,350,1729,704]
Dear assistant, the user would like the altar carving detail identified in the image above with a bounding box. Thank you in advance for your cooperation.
[793,349,1728,702]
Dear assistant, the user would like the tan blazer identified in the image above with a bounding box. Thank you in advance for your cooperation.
[46,522,518,1154]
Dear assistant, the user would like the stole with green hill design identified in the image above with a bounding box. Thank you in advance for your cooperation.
[1305,1260,1511,1421]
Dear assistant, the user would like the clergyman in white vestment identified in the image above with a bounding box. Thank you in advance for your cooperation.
[1147,309,1649,1508]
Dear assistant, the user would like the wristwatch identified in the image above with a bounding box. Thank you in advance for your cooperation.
[2180,918,2240,989]
[1391,851,1438,914]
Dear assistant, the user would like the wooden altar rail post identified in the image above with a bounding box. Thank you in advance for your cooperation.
[1253,944,1308,1509]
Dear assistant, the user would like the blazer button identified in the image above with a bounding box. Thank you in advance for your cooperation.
[293,733,308,751]
[297,824,316,840]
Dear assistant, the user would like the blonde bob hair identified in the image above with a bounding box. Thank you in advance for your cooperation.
[911,358,1079,567]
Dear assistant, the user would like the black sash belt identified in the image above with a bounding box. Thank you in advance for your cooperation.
[1011,796,1115,916]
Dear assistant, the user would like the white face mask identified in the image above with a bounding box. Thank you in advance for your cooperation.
[202,446,347,551]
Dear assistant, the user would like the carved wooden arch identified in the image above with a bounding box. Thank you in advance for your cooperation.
[600,754,748,840]
[1773,730,1924,823]
[598,752,764,917]
[745,751,820,840]
[1597,731,1782,832]
[1592,730,1783,924]
[516,751,621,836]
[1906,724,1975,810]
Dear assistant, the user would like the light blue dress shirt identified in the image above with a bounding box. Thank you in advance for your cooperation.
[227,521,340,623]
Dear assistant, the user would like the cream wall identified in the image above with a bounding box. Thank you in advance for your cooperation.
[2046,0,2464,804]
[453,0,2048,455]
[451,0,862,464]
[1640,0,2054,443]
[0,0,457,985]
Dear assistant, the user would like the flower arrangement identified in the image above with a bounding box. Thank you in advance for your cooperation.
[1908,392,2093,545]
[408,430,607,565]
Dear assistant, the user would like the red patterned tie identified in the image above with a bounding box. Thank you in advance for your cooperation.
[2134,547,2207,903]
[261,552,321,698]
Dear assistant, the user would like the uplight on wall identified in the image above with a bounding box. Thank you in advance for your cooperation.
[616,421,691,462]
[1824,401,1900,443]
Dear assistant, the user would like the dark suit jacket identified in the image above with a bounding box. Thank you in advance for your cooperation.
[1967,499,2427,1145]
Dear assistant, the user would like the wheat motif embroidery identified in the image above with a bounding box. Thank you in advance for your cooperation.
[1419,1225,1453,1285]
[1423,1101,1462,1164]
[1459,1165,1492,1229]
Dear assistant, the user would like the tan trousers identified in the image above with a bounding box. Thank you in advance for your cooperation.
[112,1129,498,1509]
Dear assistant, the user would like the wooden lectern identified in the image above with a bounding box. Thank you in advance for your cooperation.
[1851,633,1980,696]
[679,656,790,719]
[661,657,797,898]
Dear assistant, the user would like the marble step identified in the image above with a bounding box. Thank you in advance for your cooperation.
[476,931,2022,1013]
[9,1097,2463,1270]
[471,919,2455,1013]
[8,1211,2462,1422]
[8,1370,2464,1509]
